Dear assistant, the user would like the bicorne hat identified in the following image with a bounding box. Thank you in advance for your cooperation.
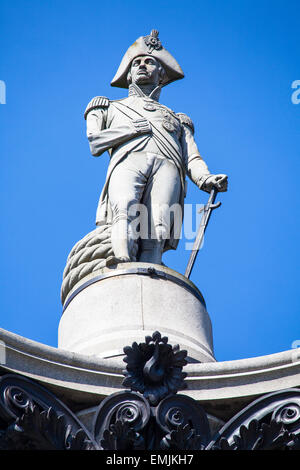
[111,30,184,89]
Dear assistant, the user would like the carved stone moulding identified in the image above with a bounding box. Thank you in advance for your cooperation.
[0,331,299,450]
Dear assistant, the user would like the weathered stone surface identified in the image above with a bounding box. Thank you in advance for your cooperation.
[1,327,300,421]
[81,30,228,268]
[58,262,215,363]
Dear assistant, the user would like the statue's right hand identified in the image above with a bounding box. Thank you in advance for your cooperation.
[132,118,152,135]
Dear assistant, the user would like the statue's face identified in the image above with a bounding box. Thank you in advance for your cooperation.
[130,55,162,86]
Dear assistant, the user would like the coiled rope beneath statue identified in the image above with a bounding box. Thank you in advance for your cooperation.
[60,225,113,305]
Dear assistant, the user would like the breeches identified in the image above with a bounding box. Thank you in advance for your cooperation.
[108,152,182,243]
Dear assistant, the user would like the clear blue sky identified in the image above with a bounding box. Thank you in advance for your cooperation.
[0,0,299,361]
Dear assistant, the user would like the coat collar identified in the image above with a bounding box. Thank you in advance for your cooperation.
[128,83,161,102]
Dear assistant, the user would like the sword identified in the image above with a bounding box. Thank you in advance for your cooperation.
[185,186,222,279]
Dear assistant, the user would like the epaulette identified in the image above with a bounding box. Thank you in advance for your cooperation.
[84,96,110,120]
[176,113,195,134]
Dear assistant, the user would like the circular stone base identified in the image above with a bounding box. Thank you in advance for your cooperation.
[58,263,215,363]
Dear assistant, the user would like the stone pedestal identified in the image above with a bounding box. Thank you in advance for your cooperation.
[58,262,215,363]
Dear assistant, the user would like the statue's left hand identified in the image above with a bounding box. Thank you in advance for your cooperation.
[204,174,228,192]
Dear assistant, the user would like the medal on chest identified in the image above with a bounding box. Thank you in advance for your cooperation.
[141,99,181,134]
[143,102,157,111]
[161,109,178,133]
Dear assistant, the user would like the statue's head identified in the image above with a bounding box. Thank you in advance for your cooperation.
[127,55,166,87]
[111,30,184,89]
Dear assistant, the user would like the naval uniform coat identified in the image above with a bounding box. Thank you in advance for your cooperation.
[85,85,211,251]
